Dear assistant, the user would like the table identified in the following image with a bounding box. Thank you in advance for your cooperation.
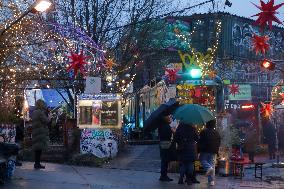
[231,161,265,180]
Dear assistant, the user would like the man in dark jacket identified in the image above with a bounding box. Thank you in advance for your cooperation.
[15,118,25,166]
[263,118,276,160]
[174,123,199,185]
[199,119,221,186]
[158,115,174,182]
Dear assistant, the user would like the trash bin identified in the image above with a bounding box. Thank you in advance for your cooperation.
[218,159,229,176]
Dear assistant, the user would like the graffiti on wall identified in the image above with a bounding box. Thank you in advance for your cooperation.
[232,23,284,56]
[0,125,16,143]
[80,129,119,158]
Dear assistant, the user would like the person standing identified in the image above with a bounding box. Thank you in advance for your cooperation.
[31,100,49,169]
[263,118,276,160]
[158,115,174,182]
[15,118,24,166]
[174,122,199,185]
[198,119,221,186]
[244,128,258,163]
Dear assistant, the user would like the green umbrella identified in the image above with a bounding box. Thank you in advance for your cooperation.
[173,104,215,125]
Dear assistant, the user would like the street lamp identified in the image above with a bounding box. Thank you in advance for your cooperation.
[0,0,52,36]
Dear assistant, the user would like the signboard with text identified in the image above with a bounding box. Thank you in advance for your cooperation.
[228,85,251,101]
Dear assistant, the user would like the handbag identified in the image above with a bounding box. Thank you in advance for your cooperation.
[160,134,173,149]
[160,141,172,149]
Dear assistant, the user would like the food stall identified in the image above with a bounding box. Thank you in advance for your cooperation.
[78,94,122,158]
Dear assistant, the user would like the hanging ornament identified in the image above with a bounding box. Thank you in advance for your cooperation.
[66,50,89,78]
[165,68,180,83]
[251,34,270,55]
[252,0,284,30]
[260,102,274,117]
[104,58,116,70]
[228,84,240,97]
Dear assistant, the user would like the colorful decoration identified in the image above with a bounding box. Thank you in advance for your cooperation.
[280,93,284,104]
[251,34,270,55]
[271,80,284,105]
[165,68,180,83]
[104,58,116,70]
[252,0,284,30]
[67,50,89,78]
[260,102,274,118]
[228,84,240,97]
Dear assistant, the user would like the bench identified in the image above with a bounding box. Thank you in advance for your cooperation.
[231,161,265,180]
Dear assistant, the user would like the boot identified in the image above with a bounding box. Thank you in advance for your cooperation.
[178,176,184,184]
[191,173,200,184]
[185,174,192,185]
[34,164,45,169]
[159,175,173,182]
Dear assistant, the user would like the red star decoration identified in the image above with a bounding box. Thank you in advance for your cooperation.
[251,34,270,55]
[261,102,274,118]
[228,84,240,97]
[66,50,89,78]
[280,93,284,104]
[252,0,284,30]
[165,68,180,83]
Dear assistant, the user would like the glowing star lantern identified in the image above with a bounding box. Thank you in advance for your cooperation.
[228,84,240,97]
[251,34,270,55]
[66,50,89,78]
[104,58,116,70]
[252,0,284,30]
[261,102,274,118]
[165,68,180,83]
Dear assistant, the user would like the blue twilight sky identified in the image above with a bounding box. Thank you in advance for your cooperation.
[180,0,284,22]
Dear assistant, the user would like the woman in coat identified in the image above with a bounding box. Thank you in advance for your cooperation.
[32,99,49,169]
[174,122,199,185]
[157,115,174,182]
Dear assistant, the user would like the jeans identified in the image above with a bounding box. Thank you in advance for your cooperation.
[200,153,216,183]
[161,159,169,177]
[179,161,194,178]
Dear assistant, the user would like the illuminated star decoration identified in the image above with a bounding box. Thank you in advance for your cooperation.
[252,0,284,30]
[251,34,270,55]
[165,68,180,83]
[280,93,284,104]
[104,58,117,70]
[66,50,89,78]
[228,84,240,97]
[261,102,274,118]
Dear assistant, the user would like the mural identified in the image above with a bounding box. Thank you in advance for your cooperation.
[80,129,119,158]
[0,125,16,143]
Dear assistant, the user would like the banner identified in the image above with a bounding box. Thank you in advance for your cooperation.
[228,84,251,101]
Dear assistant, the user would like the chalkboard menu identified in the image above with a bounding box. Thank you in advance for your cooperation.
[79,106,92,125]
[101,101,118,126]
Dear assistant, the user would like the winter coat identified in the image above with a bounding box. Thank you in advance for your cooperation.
[244,129,258,153]
[174,123,199,162]
[15,119,24,143]
[198,128,221,154]
[157,119,174,161]
[263,121,276,148]
[31,100,49,151]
